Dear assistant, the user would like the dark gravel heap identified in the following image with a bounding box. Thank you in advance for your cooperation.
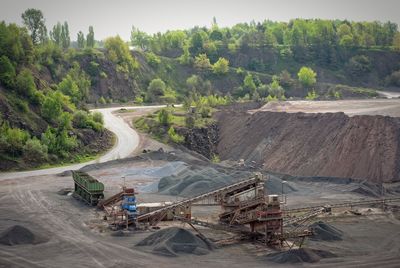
[310,221,343,241]
[0,225,48,246]
[264,248,337,263]
[136,227,213,257]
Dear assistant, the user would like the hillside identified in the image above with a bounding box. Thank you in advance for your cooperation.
[216,111,400,182]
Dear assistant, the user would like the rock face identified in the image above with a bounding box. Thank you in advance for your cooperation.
[216,111,400,182]
[178,124,219,159]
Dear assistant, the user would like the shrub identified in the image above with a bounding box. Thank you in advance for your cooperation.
[134,96,143,104]
[305,90,319,100]
[22,138,48,164]
[98,96,106,105]
[92,111,104,124]
[297,67,317,89]
[158,108,172,126]
[0,124,30,156]
[167,127,184,143]
[0,55,16,87]
[212,57,229,74]
[72,110,90,128]
[15,68,37,100]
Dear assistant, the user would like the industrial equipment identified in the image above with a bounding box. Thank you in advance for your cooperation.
[72,171,104,206]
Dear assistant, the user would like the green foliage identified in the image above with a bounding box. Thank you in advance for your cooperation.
[241,74,257,97]
[212,57,229,74]
[145,52,161,67]
[0,123,30,156]
[347,55,371,76]
[41,92,63,121]
[15,68,39,102]
[167,127,184,143]
[92,111,104,124]
[394,32,400,51]
[50,21,70,49]
[41,127,77,156]
[72,111,103,132]
[298,67,317,88]
[21,8,47,44]
[268,77,285,100]
[86,26,95,48]
[22,137,48,164]
[98,96,106,104]
[131,26,150,50]
[194,54,212,71]
[266,95,278,102]
[0,56,16,87]
[77,31,85,48]
[134,96,143,104]
[104,35,138,73]
[305,90,319,100]
[0,22,34,64]
[186,75,212,95]
[58,63,90,105]
[385,70,400,87]
[158,108,172,126]
[147,78,166,102]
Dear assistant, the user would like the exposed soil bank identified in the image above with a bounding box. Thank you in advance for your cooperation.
[216,111,400,182]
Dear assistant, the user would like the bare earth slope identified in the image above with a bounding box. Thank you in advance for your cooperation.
[217,111,400,182]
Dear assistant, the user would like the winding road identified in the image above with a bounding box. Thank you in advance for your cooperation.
[0,105,165,180]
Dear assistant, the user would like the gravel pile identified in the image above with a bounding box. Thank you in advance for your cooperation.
[0,225,48,246]
[310,221,343,241]
[264,248,336,263]
[136,227,213,257]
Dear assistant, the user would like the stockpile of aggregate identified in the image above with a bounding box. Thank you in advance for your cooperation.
[0,225,48,246]
[136,227,213,257]
[310,221,343,241]
[216,110,400,183]
[263,248,337,264]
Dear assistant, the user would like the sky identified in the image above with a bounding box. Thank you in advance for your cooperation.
[1,0,400,41]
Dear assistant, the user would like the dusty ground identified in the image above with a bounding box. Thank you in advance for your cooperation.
[1,150,400,267]
[2,102,400,267]
[252,99,400,117]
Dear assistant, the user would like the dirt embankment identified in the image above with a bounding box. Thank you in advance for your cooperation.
[216,111,400,182]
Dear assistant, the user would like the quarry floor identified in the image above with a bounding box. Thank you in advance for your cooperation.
[1,100,400,267]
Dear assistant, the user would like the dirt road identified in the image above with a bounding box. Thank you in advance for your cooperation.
[0,105,165,181]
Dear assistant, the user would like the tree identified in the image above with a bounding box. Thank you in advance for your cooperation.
[130,26,150,50]
[158,109,172,126]
[50,22,62,47]
[77,31,85,48]
[268,77,285,99]
[21,8,47,44]
[146,78,166,102]
[243,74,257,95]
[15,69,37,100]
[190,32,205,55]
[41,93,63,122]
[212,57,229,74]
[194,54,212,71]
[61,22,70,49]
[86,26,95,48]
[104,35,138,73]
[297,67,317,88]
[0,56,16,87]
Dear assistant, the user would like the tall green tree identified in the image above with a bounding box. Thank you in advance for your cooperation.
[86,26,95,48]
[77,31,85,48]
[21,8,47,44]
[130,26,150,50]
[50,22,62,47]
[61,22,70,49]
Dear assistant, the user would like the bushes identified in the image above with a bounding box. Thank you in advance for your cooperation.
[0,55,16,87]
[22,138,48,163]
[41,127,77,157]
[158,108,172,126]
[212,57,229,74]
[167,127,184,143]
[15,68,38,102]
[0,124,30,156]
[72,110,103,131]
